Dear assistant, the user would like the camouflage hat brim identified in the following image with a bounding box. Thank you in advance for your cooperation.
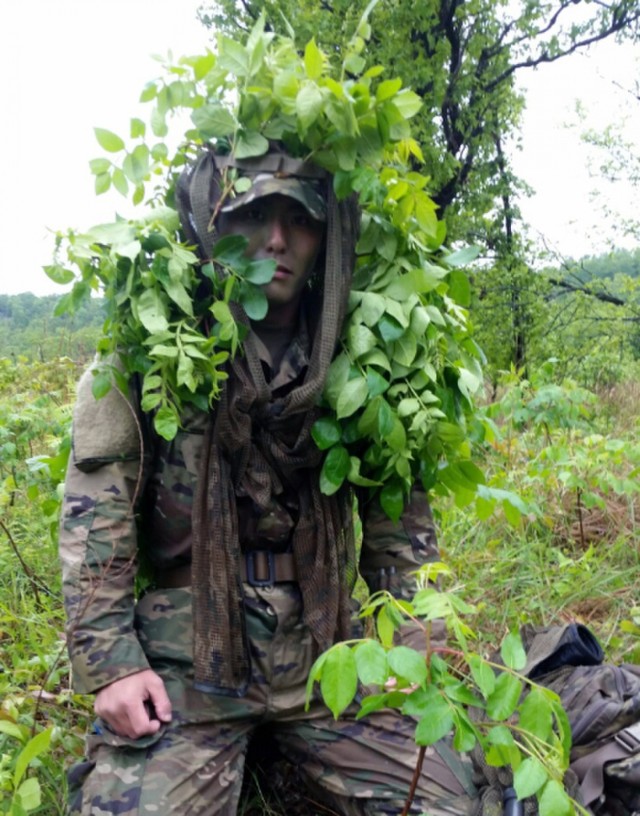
[220,174,327,222]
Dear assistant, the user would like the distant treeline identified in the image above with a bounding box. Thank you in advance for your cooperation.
[551,247,640,281]
[0,293,105,362]
[2,247,639,365]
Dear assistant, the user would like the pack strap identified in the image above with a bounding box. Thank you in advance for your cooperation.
[571,723,640,806]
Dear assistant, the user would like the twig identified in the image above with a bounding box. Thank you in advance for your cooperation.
[0,518,44,610]
[401,745,427,816]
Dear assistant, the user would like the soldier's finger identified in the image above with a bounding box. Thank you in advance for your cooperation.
[124,699,162,738]
[147,675,172,722]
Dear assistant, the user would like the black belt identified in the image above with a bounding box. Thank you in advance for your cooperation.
[154,551,297,589]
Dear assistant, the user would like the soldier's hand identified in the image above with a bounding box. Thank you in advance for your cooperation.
[94,669,172,739]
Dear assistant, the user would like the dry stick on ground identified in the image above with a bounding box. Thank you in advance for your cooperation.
[0,517,44,610]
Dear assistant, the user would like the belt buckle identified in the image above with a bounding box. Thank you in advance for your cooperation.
[245,551,275,587]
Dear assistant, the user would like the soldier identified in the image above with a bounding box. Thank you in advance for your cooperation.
[60,147,477,814]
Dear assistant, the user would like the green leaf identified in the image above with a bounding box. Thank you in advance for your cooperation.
[304,38,324,79]
[305,650,327,708]
[137,288,169,333]
[191,103,236,138]
[452,712,478,752]
[344,53,366,74]
[154,405,179,441]
[468,653,496,697]
[348,324,378,358]
[0,720,26,741]
[139,81,157,102]
[394,332,417,366]
[112,168,129,196]
[518,688,554,742]
[397,398,419,418]
[448,269,471,306]
[366,367,388,398]
[336,377,368,419]
[320,644,358,719]
[376,78,402,101]
[123,144,150,184]
[486,672,523,721]
[15,776,41,810]
[211,234,248,265]
[355,640,389,686]
[503,498,522,527]
[43,264,75,285]
[149,344,178,358]
[151,107,169,137]
[538,779,573,816]
[239,283,268,320]
[244,258,276,284]
[357,693,395,719]
[95,172,111,195]
[218,35,250,76]
[378,314,405,343]
[235,130,269,159]
[443,681,484,708]
[393,89,422,118]
[347,456,381,487]
[141,392,163,411]
[402,685,439,717]
[130,117,146,138]
[311,416,342,450]
[91,370,112,400]
[360,292,386,326]
[376,605,395,647]
[485,725,519,767]
[500,631,526,671]
[414,700,454,745]
[387,646,427,686]
[446,246,481,267]
[320,445,351,495]
[89,157,111,175]
[376,399,396,440]
[324,352,351,408]
[94,127,124,152]
[380,481,404,522]
[14,727,52,788]
[513,756,548,800]
[297,82,324,130]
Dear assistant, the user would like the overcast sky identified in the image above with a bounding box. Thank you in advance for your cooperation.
[0,1,638,298]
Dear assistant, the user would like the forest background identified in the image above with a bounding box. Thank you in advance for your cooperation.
[1,0,640,813]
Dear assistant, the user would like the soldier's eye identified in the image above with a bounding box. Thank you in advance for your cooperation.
[243,205,265,222]
[291,208,314,228]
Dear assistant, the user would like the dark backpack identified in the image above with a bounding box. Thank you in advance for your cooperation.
[473,624,640,815]
[544,663,640,813]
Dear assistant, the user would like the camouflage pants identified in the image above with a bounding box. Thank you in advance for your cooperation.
[68,584,477,815]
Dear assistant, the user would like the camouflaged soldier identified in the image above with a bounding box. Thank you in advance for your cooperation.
[60,146,477,815]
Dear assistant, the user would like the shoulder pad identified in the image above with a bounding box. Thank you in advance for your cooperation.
[72,360,142,472]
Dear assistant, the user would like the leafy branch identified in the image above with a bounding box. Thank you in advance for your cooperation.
[305,563,586,815]
[49,10,484,512]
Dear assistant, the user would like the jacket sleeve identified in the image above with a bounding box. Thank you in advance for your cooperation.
[358,486,445,652]
[59,365,151,694]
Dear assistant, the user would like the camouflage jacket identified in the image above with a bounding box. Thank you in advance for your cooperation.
[60,332,440,694]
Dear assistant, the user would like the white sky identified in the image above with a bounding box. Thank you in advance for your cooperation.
[0,1,638,297]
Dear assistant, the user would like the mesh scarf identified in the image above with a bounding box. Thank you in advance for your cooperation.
[181,151,360,693]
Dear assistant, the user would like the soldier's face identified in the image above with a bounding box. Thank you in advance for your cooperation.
[217,194,325,324]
